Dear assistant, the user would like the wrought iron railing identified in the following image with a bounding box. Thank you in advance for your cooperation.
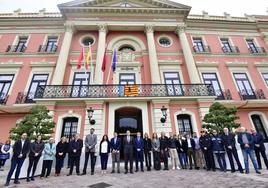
[0,93,9,105]
[15,92,36,104]
[222,46,240,53]
[6,44,27,53]
[193,45,211,53]
[248,47,266,54]
[34,84,215,99]
[238,89,266,100]
[38,45,57,53]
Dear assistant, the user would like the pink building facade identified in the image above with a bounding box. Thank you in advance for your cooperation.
[0,0,268,145]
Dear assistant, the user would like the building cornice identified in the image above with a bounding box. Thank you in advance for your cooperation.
[196,61,219,67]
[30,61,56,67]
[254,62,268,67]
[0,61,23,68]
[225,61,248,67]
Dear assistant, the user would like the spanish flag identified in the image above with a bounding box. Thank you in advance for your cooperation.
[85,45,91,70]
[77,47,84,69]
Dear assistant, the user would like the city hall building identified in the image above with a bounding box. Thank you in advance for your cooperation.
[0,0,268,145]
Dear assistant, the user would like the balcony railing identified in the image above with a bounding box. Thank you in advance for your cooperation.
[222,46,240,54]
[214,89,232,100]
[193,45,211,53]
[34,84,215,99]
[15,92,36,104]
[0,93,9,105]
[239,89,266,100]
[248,47,266,54]
[38,45,57,53]
[6,44,27,53]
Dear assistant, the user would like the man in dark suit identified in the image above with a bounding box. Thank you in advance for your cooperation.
[186,134,198,170]
[123,130,135,174]
[5,132,30,186]
[135,132,144,172]
[67,133,83,176]
[159,131,169,170]
[110,132,121,173]
[221,127,243,173]
[251,128,268,170]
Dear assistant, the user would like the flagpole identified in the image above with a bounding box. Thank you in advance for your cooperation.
[83,45,88,84]
[105,49,113,85]
[89,43,94,85]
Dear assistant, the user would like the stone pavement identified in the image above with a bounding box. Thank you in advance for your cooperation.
[0,166,268,188]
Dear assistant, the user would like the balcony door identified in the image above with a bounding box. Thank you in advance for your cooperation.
[27,74,48,102]
[164,72,183,96]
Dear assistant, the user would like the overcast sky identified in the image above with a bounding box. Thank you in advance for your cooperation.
[0,0,267,16]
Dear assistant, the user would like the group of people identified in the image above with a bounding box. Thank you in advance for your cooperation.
[2,126,268,187]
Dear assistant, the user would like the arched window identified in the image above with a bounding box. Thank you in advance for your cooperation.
[118,45,135,52]
[61,117,78,141]
[81,36,95,46]
[251,114,268,141]
[177,114,193,135]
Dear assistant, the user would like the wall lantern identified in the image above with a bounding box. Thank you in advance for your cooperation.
[160,106,168,123]
[87,107,96,125]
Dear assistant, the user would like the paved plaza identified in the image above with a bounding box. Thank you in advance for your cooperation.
[0,166,268,188]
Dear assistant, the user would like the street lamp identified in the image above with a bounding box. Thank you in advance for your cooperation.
[160,106,167,123]
[87,107,95,125]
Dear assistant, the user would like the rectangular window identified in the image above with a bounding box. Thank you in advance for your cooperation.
[246,39,258,53]
[233,73,256,100]
[193,37,205,52]
[221,38,232,53]
[164,72,183,96]
[27,74,48,102]
[46,36,58,52]
[262,73,268,86]
[71,72,90,97]
[16,36,28,52]
[119,73,136,85]
[0,74,14,103]
[202,73,224,100]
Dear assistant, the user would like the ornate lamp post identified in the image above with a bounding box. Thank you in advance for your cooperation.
[87,107,96,125]
[160,106,167,123]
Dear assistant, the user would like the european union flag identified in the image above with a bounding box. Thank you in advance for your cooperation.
[112,49,117,72]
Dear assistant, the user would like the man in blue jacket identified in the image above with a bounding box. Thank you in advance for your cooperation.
[251,128,268,170]
[135,132,144,172]
[110,132,121,173]
[238,127,261,174]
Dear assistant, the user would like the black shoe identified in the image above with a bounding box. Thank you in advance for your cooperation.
[130,171,134,174]
[26,178,30,182]
[124,171,128,174]
[135,169,138,172]
[80,172,86,175]
[77,173,80,176]
[141,169,144,172]
[189,167,193,170]
[14,181,20,184]
[147,168,151,171]
[111,170,115,174]
[4,183,9,187]
[91,172,94,175]
[31,177,35,181]
[117,171,120,174]
[256,171,261,174]
[240,170,244,174]
[245,171,249,174]
[67,173,72,176]
[195,167,200,170]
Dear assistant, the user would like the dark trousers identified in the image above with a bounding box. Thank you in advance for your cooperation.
[27,156,40,178]
[6,157,25,183]
[124,151,133,172]
[215,153,227,171]
[144,151,152,170]
[161,150,169,170]
[153,151,161,170]
[0,159,7,167]
[69,156,80,174]
[100,153,108,170]
[255,148,268,169]
[135,151,144,171]
[41,160,53,177]
[202,149,215,170]
[187,148,197,168]
[226,148,243,172]
[55,157,65,174]
[83,152,96,173]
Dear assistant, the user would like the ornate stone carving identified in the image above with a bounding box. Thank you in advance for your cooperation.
[98,24,108,33]
[118,51,135,62]
[175,24,187,35]
[145,24,154,33]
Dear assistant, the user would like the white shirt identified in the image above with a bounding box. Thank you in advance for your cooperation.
[21,140,25,149]
[187,139,192,148]
[101,141,108,153]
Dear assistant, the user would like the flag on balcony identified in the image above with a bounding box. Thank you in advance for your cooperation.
[77,47,84,69]
[112,49,117,72]
[124,85,138,96]
[85,45,91,70]
[101,47,107,72]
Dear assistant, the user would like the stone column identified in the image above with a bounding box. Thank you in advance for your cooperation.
[145,24,161,84]
[94,24,108,84]
[52,23,74,85]
[176,25,201,84]
[262,33,268,47]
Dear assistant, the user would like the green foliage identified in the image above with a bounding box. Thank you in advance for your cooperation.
[202,102,240,133]
[9,105,55,141]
